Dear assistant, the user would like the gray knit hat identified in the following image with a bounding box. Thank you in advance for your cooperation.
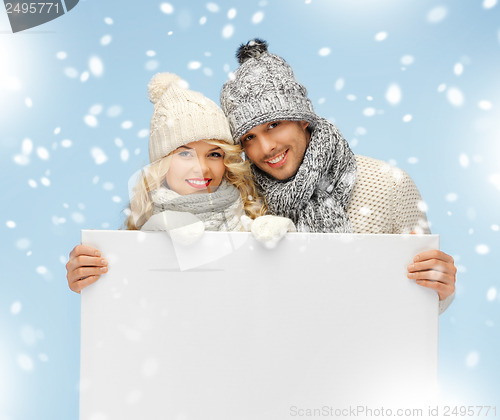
[149,73,234,163]
[220,39,317,142]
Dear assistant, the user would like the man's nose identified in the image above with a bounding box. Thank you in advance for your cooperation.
[258,134,277,156]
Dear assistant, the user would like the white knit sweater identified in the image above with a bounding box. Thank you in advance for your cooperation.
[347,155,430,234]
[347,155,453,313]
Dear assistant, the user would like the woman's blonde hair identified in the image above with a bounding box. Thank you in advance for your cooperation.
[124,140,267,230]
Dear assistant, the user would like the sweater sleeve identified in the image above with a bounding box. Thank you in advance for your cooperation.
[391,168,455,314]
[391,168,431,234]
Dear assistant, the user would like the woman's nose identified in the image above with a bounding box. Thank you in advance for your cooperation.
[193,157,210,176]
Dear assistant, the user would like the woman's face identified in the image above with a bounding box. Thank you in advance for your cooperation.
[165,140,226,195]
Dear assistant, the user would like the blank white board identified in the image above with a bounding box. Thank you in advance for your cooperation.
[80,231,439,420]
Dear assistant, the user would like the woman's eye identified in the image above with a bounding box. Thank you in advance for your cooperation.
[209,152,223,158]
[177,151,193,157]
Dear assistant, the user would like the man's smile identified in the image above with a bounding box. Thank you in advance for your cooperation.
[265,150,288,168]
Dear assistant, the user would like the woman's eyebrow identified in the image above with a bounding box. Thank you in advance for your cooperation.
[177,146,192,150]
[208,147,223,152]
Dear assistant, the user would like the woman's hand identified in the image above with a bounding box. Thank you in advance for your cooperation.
[66,245,108,293]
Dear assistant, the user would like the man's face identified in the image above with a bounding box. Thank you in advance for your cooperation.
[240,120,310,181]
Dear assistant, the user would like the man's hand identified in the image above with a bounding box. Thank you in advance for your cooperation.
[407,250,456,300]
[66,245,108,293]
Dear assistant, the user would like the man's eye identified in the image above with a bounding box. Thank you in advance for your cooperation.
[242,135,254,142]
[268,121,280,129]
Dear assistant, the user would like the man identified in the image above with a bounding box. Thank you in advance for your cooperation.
[219,39,455,312]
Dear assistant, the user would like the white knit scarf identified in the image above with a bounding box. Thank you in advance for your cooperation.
[252,118,357,233]
[151,181,244,231]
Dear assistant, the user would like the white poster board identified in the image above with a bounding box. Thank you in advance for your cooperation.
[80,231,439,420]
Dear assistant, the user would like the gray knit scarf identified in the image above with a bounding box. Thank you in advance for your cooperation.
[151,180,244,231]
[252,117,357,233]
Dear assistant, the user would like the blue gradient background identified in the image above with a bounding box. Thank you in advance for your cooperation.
[0,1,499,419]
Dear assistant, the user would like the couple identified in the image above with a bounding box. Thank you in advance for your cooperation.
[66,39,456,313]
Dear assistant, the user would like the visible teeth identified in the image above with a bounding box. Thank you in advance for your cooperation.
[188,179,208,185]
[268,151,285,164]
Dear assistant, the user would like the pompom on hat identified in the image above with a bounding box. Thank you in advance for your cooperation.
[148,72,233,163]
[220,39,317,142]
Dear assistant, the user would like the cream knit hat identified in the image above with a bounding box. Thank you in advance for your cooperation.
[148,73,234,163]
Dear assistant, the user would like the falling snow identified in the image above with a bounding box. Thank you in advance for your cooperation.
[121,149,130,162]
[486,287,497,301]
[489,174,500,191]
[483,0,497,8]
[80,72,90,82]
[11,301,22,315]
[89,56,104,77]
[206,3,219,13]
[252,11,264,24]
[160,3,174,14]
[454,63,464,76]
[374,31,388,41]
[100,35,112,46]
[459,153,470,168]
[427,6,448,23]
[84,115,98,127]
[447,87,465,107]
[475,244,490,255]
[71,212,86,224]
[445,193,458,202]
[36,147,50,160]
[402,114,412,122]
[417,201,428,212]
[188,61,202,70]
[318,47,331,57]
[64,67,78,78]
[36,266,48,276]
[363,107,376,117]
[334,78,344,91]
[401,55,414,66]
[91,147,108,165]
[222,24,234,39]
[107,105,122,117]
[478,100,492,110]
[227,8,237,19]
[18,354,34,371]
[466,351,480,368]
[385,84,402,105]
[138,129,149,138]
